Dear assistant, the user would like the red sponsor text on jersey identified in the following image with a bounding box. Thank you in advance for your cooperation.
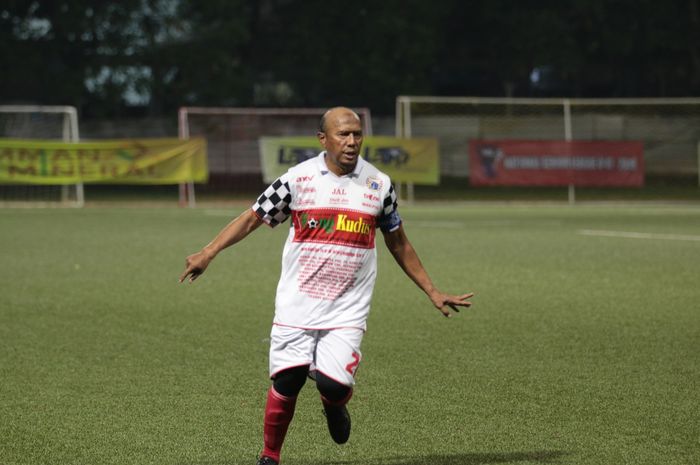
[292,208,376,249]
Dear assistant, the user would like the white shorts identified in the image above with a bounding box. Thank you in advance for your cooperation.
[269,325,364,387]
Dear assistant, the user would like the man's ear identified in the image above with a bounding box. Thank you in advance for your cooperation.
[317,131,326,147]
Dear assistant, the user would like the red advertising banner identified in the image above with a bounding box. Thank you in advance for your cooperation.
[469,140,644,186]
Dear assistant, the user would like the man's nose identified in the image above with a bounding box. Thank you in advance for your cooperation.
[346,134,357,145]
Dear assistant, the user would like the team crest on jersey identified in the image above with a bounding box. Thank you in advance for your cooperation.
[293,209,376,249]
[366,177,382,191]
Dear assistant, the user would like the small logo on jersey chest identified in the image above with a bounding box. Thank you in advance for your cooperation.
[366,177,382,191]
[332,187,347,196]
[298,198,316,206]
[296,175,314,183]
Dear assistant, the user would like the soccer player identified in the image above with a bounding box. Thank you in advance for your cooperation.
[179,107,474,465]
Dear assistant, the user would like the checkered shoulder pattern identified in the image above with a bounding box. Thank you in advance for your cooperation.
[378,184,401,233]
[382,184,398,216]
[252,175,292,227]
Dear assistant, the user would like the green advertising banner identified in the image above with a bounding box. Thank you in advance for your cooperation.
[259,136,439,184]
[0,138,208,185]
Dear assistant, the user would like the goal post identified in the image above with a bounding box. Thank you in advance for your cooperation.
[0,105,84,207]
[178,107,373,206]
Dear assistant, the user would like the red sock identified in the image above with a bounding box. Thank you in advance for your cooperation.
[262,386,297,462]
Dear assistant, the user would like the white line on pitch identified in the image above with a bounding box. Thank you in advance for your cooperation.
[577,229,700,242]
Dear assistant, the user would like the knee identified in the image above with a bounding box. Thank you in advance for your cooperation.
[273,365,309,397]
[315,371,352,403]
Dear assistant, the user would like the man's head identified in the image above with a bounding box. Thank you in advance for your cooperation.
[317,107,363,176]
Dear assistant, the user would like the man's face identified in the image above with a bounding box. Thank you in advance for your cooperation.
[318,110,363,175]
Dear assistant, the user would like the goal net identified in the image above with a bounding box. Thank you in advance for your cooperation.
[0,105,84,207]
[178,107,373,201]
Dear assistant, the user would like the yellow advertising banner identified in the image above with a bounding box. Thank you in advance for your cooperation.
[259,136,439,184]
[0,138,208,184]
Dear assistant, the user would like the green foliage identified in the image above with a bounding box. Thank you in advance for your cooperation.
[1,204,699,464]
[0,1,699,120]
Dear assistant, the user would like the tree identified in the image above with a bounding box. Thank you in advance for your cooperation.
[1,0,698,118]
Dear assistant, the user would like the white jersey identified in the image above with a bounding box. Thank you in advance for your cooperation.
[252,152,401,331]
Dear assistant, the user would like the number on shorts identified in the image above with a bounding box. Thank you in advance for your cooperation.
[345,352,360,375]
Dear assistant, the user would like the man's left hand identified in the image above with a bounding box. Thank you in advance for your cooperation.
[429,292,474,317]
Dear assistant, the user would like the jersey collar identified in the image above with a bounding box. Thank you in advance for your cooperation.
[317,151,365,179]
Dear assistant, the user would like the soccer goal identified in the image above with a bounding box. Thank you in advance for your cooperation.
[178,107,373,205]
[396,96,700,202]
[0,105,84,207]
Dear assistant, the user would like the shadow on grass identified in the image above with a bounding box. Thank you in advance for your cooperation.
[300,450,569,465]
[179,449,569,465]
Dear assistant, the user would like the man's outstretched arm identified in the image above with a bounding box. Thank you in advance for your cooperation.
[381,224,473,317]
[179,209,264,283]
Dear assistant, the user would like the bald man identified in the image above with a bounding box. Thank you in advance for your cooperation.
[180,107,473,465]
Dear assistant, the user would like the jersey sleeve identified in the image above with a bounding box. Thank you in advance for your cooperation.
[377,184,402,233]
[252,174,292,227]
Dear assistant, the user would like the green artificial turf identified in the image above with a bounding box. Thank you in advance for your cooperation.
[1,204,698,465]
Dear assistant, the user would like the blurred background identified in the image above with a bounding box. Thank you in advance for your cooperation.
[1,0,700,203]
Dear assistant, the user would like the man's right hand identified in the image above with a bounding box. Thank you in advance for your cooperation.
[179,250,214,283]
